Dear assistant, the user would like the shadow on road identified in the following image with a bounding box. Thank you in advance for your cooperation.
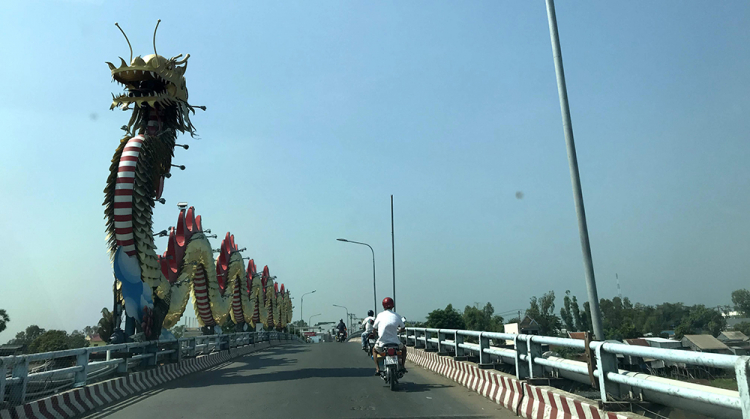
[394,381,452,393]
[169,367,374,388]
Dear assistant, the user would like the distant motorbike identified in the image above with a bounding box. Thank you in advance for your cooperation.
[375,344,405,391]
[336,330,348,342]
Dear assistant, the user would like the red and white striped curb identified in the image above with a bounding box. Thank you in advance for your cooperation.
[520,383,634,419]
[406,347,522,411]
[1,341,284,419]
[406,348,643,419]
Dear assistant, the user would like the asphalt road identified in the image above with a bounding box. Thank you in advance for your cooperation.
[82,341,516,419]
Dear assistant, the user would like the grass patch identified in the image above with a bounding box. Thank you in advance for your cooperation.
[710,378,738,391]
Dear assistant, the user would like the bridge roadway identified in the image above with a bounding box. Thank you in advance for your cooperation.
[81,340,514,418]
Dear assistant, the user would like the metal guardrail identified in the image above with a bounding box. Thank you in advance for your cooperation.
[1,331,301,407]
[402,327,750,419]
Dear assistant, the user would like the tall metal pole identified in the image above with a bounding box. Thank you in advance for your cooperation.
[391,195,396,310]
[371,246,377,314]
[545,0,604,340]
[337,239,377,314]
[301,290,316,326]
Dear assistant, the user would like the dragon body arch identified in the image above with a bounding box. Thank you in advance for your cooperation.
[104,23,292,341]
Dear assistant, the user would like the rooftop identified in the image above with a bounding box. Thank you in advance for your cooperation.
[642,337,679,343]
[719,331,749,342]
[682,334,730,351]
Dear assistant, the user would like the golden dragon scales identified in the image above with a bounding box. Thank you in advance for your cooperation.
[103,22,292,341]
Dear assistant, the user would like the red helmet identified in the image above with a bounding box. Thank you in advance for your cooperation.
[382,297,394,310]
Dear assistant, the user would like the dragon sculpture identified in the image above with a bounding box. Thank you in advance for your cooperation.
[103,21,292,341]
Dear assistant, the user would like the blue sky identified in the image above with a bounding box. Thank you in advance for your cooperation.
[1,1,749,340]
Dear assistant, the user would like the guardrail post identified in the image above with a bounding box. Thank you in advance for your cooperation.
[115,346,129,375]
[478,333,492,369]
[424,330,434,352]
[0,358,5,405]
[437,330,449,355]
[514,335,529,380]
[526,336,543,379]
[415,329,425,349]
[74,349,89,387]
[145,342,158,367]
[9,357,29,404]
[188,338,197,357]
[594,344,621,401]
[454,332,467,360]
[172,339,182,363]
[220,335,229,351]
[735,356,750,419]
[405,328,414,347]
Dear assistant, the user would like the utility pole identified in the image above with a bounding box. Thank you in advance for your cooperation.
[391,195,396,309]
[545,0,604,340]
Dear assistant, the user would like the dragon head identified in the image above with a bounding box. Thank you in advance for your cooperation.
[107,21,202,135]
[107,53,189,110]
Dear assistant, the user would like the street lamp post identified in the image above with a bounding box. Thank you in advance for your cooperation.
[333,304,350,330]
[337,238,376,314]
[301,290,316,326]
[544,0,604,340]
[309,314,321,329]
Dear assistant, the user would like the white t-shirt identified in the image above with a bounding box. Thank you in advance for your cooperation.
[361,316,375,333]
[372,309,405,346]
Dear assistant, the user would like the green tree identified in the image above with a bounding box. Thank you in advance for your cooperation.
[425,304,465,329]
[0,309,9,334]
[28,330,69,353]
[732,289,750,317]
[571,295,585,331]
[732,322,750,337]
[559,291,576,332]
[10,325,46,346]
[675,305,726,339]
[463,303,504,332]
[67,330,88,349]
[83,326,96,337]
[581,302,593,333]
[526,291,561,336]
[96,308,114,343]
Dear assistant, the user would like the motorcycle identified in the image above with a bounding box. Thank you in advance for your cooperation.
[363,332,376,354]
[375,344,405,391]
[336,330,347,342]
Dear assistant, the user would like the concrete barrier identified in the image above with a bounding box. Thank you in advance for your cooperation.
[1,340,290,419]
[406,347,645,419]
[407,347,523,412]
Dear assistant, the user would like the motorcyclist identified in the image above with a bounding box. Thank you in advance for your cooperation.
[371,297,407,375]
[360,310,375,351]
[336,319,347,341]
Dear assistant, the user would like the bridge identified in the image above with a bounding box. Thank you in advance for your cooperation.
[3,328,750,419]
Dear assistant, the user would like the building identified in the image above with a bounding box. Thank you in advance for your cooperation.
[681,334,731,354]
[623,338,654,370]
[642,337,683,349]
[717,331,750,355]
[0,344,25,356]
[503,316,541,345]
[85,334,107,347]
[718,331,749,345]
